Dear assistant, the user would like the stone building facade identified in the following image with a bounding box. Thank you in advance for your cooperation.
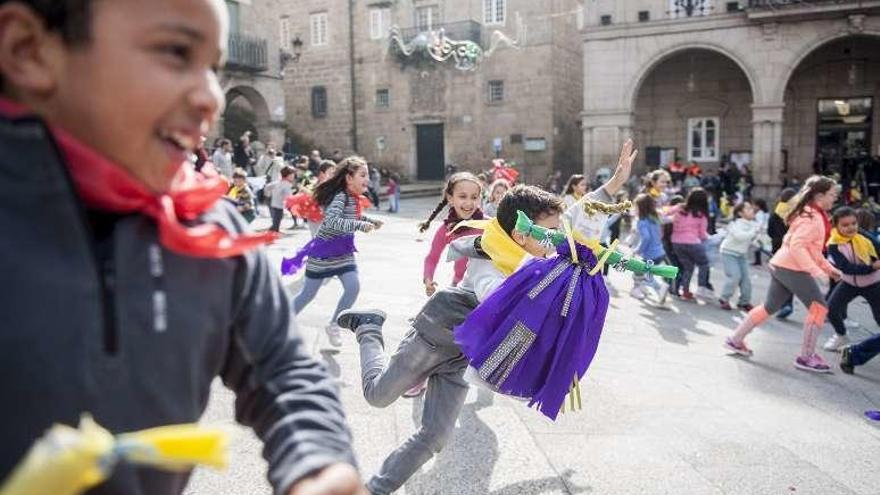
[277,0,584,183]
[215,0,287,147]
[581,0,880,194]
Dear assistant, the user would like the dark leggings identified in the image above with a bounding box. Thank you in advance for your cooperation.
[827,281,880,336]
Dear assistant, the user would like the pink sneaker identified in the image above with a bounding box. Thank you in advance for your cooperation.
[794,353,832,374]
[724,337,753,357]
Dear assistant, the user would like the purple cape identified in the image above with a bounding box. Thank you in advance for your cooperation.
[280,234,357,276]
[454,242,609,420]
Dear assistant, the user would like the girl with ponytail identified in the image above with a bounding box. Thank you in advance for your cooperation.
[725,175,843,372]
[420,172,485,297]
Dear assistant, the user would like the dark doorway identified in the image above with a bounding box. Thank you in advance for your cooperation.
[416,124,445,181]
[815,97,872,184]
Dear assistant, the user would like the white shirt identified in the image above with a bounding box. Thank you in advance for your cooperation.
[212,149,233,178]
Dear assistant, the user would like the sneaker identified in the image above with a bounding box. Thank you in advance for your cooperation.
[775,304,793,320]
[823,334,850,352]
[324,324,343,348]
[695,286,715,300]
[840,346,854,375]
[724,337,753,357]
[844,318,861,330]
[630,285,646,300]
[336,309,387,332]
[737,303,754,312]
[794,353,832,373]
[719,299,732,311]
[680,291,696,302]
[402,380,428,398]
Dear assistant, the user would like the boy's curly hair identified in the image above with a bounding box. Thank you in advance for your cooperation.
[2,1,94,44]
[496,185,564,235]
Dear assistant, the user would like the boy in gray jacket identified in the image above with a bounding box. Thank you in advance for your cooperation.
[0,1,361,494]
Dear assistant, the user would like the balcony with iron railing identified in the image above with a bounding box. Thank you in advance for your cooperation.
[225,33,268,73]
[398,20,483,46]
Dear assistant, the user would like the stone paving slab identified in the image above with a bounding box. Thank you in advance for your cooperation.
[188,197,880,495]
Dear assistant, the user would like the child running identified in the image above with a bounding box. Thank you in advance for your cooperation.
[631,193,669,303]
[823,207,880,351]
[768,188,798,319]
[282,157,383,347]
[671,188,713,301]
[419,172,485,297]
[334,185,565,495]
[725,176,843,372]
[718,201,760,311]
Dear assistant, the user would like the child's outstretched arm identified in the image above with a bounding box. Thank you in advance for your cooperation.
[322,192,373,233]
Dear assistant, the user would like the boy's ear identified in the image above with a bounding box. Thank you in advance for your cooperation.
[0,4,63,96]
[511,230,527,247]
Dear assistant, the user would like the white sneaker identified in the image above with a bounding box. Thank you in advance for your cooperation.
[695,286,715,300]
[324,324,343,348]
[630,285,646,300]
[844,318,861,330]
[823,333,849,352]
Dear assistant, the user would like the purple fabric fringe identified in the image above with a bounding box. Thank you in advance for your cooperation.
[454,242,609,420]
[280,234,357,276]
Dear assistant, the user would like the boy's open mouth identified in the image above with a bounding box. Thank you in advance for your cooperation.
[158,130,197,153]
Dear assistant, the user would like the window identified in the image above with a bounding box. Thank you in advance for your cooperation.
[376,88,390,108]
[370,8,391,40]
[415,5,439,31]
[279,16,291,49]
[310,12,328,46]
[488,80,504,103]
[225,0,241,35]
[600,14,612,25]
[638,10,650,22]
[483,0,506,25]
[311,86,327,118]
[688,117,719,161]
[668,0,713,18]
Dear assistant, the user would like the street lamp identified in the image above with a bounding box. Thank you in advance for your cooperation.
[280,35,304,71]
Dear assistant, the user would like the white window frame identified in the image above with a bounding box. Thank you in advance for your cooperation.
[488,80,504,103]
[483,0,506,25]
[310,12,328,46]
[415,5,439,32]
[668,0,713,19]
[369,8,391,40]
[375,88,390,108]
[687,117,719,162]
[279,16,291,50]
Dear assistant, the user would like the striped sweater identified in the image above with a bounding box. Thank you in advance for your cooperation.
[306,191,377,278]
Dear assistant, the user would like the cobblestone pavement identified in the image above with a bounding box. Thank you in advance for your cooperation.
[187,197,880,495]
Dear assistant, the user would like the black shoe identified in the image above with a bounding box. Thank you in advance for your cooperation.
[840,346,855,375]
[336,309,387,332]
[776,305,793,320]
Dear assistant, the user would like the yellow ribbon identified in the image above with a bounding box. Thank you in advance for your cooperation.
[455,218,529,276]
[828,228,877,265]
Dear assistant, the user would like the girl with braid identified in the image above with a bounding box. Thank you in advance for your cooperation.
[419,172,485,297]
[281,157,383,348]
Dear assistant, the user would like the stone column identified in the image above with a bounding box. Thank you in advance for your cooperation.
[581,111,634,179]
[751,103,785,196]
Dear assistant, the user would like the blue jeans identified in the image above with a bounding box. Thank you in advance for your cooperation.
[721,252,751,305]
[293,271,360,323]
[850,333,880,366]
[672,243,710,292]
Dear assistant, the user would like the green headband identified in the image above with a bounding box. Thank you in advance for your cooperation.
[514,210,566,247]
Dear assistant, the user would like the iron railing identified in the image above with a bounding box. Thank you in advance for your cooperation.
[226,33,268,72]
[398,20,482,46]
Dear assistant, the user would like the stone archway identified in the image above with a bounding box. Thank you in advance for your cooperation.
[632,47,756,174]
[223,85,271,143]
[780,34,880,185]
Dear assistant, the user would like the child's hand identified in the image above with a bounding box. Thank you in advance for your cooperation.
[873,260,880,270]
[829,268,843,282]
[606,139,637,195]
[363,224,375,233]
[372,219,384,229]
[425,279,438,296]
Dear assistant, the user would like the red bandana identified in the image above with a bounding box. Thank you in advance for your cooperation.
[811,203,832,244]
[0,98,277,258]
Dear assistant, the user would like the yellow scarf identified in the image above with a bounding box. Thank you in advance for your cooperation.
[227,185,243,200]
[455,217,529,276]
[774,200,791,219]
[648,187,661,199]
[828,228,877,265]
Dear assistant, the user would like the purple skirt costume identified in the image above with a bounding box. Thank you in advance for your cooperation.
[280,235,357,276]
[454,242,609,419]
